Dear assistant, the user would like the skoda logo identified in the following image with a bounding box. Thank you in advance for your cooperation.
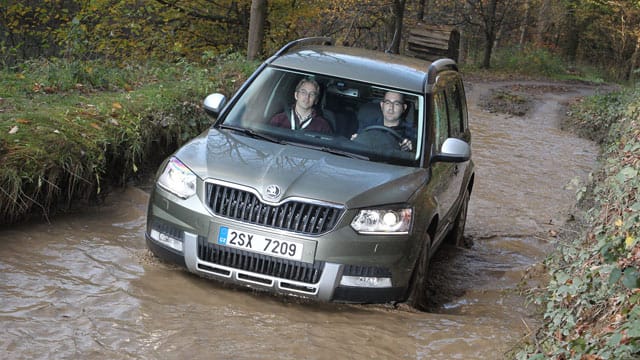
[265,184,281,200]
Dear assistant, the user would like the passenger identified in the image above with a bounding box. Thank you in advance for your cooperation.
[269,78,333,134]
[352,91,414,151]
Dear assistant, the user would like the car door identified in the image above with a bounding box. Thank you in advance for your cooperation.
[429,82,459,222]
[443,77,468,218]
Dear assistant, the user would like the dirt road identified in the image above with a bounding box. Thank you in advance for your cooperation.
[0,80,605,359]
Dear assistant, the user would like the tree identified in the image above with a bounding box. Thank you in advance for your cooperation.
[387,0,407,54]
[248,0,267,60]
[563,0,580,62]
[462,0,511,69]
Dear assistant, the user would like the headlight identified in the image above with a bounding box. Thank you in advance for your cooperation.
[350,208,412,234]
[157,157,197,199]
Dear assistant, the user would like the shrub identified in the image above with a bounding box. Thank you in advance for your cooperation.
[488,45,606,83]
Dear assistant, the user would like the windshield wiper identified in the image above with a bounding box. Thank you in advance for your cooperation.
[219,124,283,144]
[219,125,368,160]
[288,142,369,160]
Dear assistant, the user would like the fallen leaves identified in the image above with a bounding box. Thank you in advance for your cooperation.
[32,82,57,94]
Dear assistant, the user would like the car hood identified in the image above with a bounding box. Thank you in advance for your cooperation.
[175,128,427,207]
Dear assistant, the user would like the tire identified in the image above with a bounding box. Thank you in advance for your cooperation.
[447,187,472,248]
[407,233,431,311]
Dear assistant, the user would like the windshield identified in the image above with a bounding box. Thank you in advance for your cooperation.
[219,67,424,166]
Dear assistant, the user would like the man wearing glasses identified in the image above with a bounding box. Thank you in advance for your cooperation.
[380,91,413,151]
[270,78,333,134]
[352,91,415,151]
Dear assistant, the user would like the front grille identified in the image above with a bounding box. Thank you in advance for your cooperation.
[197,237,324,284]
[205,183,343,235]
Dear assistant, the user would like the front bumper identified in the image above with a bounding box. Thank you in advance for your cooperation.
[146,227,406,303]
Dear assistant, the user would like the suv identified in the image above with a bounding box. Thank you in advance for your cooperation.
[145,37,474,309]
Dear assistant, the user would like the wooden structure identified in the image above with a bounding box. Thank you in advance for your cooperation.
[405,24,460,63]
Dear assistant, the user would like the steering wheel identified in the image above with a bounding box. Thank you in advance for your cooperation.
[361,125,403,141]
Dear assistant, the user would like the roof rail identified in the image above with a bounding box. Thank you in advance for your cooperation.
[267,37,334,64]
[426,58,458,85]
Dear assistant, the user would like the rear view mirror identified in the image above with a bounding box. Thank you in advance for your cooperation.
[203,93,226,117]
[431,138,471,163]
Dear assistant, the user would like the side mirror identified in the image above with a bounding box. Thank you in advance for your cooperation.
[431,138,471,163]
[203,93,226,117]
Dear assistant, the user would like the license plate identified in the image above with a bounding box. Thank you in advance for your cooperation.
[217,226,303,261]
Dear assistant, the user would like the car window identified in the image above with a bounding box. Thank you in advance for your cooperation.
[445,82,463,139]
[219,67,424,167]
[433,91,449,150]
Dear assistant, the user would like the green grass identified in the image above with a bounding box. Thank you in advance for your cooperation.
[0,56,259,224]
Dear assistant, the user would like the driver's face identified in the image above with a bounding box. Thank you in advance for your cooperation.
[380,92,407,123]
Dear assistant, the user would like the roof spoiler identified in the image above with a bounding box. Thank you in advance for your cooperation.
[426,58,458,85]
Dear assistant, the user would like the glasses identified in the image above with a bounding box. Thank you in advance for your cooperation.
[383,100,404,107]
[297,89,318,98]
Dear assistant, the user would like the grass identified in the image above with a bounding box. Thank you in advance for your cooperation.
[0,56,259,224]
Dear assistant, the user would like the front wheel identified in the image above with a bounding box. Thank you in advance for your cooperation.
[407,233,431,311]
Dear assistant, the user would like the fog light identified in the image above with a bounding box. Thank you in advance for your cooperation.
[150,229,184,252]
[340,275,392,288]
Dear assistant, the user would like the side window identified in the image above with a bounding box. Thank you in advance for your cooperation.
[445,82,463,139]
[433,91,449,150]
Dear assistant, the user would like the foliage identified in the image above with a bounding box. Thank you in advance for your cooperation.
[517,86,640,359]
[462,44,608,85]
[491,45,569,78]
[0,0,402,65]
[0,56,259,224]
[569,0,640,80]
[2,0,640,80]
[562,91,627,145]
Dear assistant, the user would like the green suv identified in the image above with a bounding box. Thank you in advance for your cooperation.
[145,37,474,309]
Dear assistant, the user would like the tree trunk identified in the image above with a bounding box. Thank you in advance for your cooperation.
[563,1,579,63]
[458,1,473,66]
[629,34,640,81]
[247,0,267,60]
[534,0,551,44]
[482,31,495,69]
[417,0,430,21]
[458,28,467,65]
[519,0,530,48]
[481,0,498,68]
[388,0,406,54]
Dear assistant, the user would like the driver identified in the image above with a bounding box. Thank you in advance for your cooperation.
[352,91,414,151]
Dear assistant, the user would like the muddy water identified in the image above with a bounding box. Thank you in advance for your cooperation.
[0,82,602,360]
